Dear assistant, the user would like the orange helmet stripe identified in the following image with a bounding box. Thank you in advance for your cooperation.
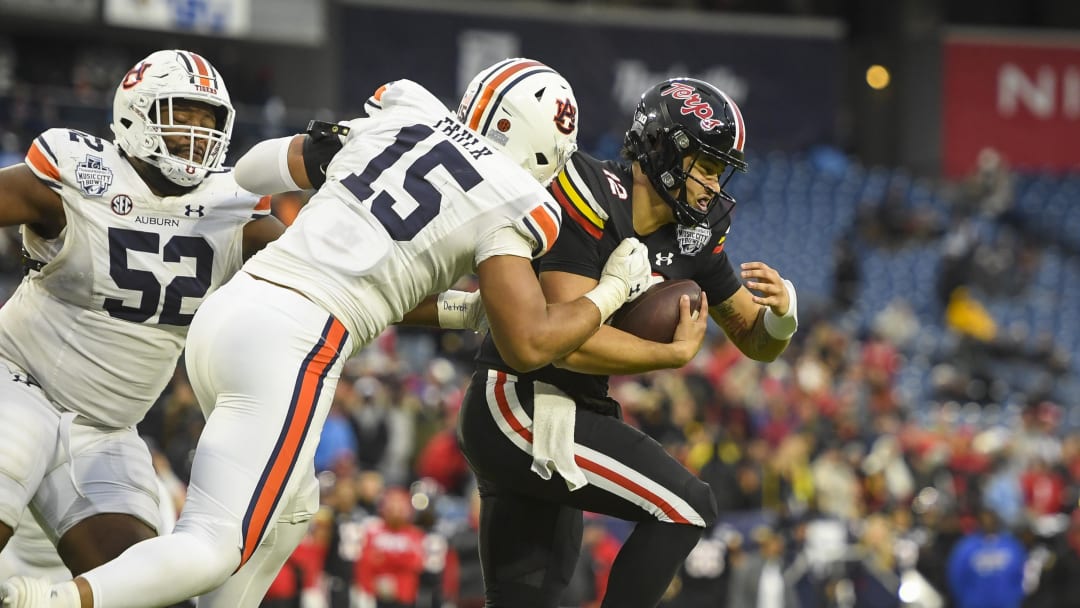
[466,60,544,131]
[187,52,214,89]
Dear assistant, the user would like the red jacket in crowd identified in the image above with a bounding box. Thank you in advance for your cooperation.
[354,519,426,604]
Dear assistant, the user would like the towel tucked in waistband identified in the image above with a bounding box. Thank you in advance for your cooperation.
[530,382,587,491]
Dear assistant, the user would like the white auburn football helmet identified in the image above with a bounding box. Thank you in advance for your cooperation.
[111,50,235,188]
[457,58,578,186]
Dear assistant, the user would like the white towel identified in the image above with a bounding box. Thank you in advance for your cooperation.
[530,382,588,491]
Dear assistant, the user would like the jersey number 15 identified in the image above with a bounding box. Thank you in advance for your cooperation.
[340,123,483,240]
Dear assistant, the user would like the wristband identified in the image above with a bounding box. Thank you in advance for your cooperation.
[583,278,625,325]
[436,290,475,329]
[437,290,487,331]
[763,279,798,340]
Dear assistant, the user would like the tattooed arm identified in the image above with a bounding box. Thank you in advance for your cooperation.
[708,262,793,362]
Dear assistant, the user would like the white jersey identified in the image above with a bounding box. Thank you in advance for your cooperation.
[0,128,269,428]
[244,80,562,347]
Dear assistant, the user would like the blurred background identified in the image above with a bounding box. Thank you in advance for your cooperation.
[4,0,1080,606]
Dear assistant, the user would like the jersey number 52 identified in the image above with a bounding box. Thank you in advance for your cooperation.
[103,227,213,326]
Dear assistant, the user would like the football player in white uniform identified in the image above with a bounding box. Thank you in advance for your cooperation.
[0,48,284,583]
[0,58,652,608]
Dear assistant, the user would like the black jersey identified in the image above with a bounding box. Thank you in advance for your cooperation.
[474,151,743,411]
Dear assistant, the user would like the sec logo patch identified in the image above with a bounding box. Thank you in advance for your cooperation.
[111,194,133,215]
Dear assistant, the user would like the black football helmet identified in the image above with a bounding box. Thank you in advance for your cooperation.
[624,78,748,227]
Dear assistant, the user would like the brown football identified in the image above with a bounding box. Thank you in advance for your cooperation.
[611,279,703,343]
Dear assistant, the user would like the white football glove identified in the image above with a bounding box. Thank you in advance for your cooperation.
[584,237,652,322]
[436,290,488,333]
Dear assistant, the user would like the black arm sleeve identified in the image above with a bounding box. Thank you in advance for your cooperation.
[301,120,350,189]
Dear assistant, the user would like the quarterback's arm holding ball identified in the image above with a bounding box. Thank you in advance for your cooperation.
[404,236,655,372]
[544,270,709,375]
[710,261,796,362]
[476,235,654,373]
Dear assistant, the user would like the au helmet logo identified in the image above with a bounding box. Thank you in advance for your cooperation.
[554,98,577,135]
[121,62,151,90]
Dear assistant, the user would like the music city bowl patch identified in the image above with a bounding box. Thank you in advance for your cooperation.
[75,155,114,196]
[677,224,711,255]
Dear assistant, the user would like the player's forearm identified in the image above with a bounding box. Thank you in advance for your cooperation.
[554,325,686,374]
[396,294,440,326]
[733,308,790,362]
[490,298,602,372]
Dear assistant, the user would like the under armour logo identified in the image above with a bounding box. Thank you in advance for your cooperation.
[11,372,40,388]
[629,284,643,296]
[185,205,205,217]
[655,252,674,266]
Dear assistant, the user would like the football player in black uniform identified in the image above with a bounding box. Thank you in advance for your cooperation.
[455,78,799,608]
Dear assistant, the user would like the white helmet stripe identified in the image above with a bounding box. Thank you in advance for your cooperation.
[713,88,746,151]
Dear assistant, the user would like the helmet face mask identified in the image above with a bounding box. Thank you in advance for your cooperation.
[457,58,578,186]
[112,50,235,189]
[624,78,748,227]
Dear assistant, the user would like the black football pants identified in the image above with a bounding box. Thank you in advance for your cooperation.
[457,369,717,608]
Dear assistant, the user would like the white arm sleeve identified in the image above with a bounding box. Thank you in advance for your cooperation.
[233,136,301,194]
[474,224,535,266]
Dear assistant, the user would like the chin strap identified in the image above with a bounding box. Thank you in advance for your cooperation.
[121,150,199,196]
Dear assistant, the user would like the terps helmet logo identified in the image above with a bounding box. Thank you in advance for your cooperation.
[661,82,723,131]
[553,98,577,135]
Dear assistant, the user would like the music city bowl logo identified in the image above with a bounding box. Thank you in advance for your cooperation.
[677,224,712,255]
[75,155,114,196]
